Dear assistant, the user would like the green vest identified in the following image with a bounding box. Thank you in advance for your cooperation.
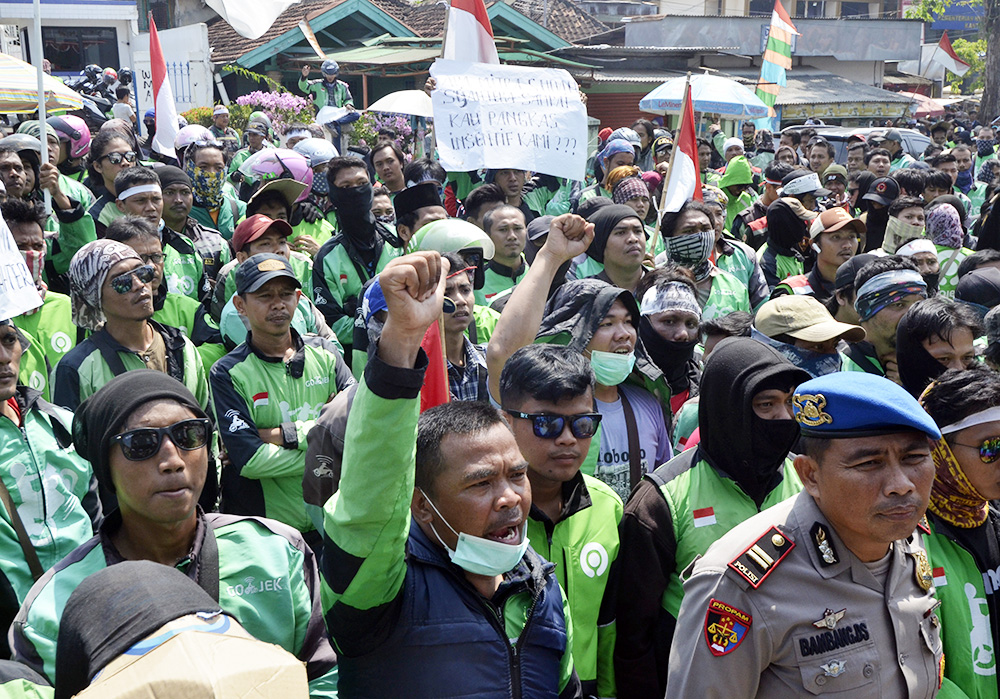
[657,456,802,616]
[162,232,205,300]
[13,328,52,401]
[702,268,752,321]
[13,293,76,374]
[936,244,972,300]
[923,519,999,698]
[475,259,529,306]
[292,217,335,247]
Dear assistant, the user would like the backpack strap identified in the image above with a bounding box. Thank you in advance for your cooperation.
[197,521,220,602]
[619,388,644,493]
[0,479,43,581]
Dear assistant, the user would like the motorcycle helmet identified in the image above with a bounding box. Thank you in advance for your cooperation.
[118,67,133,86]
[292,137,338,168]
[238,148,313,202]
[102,67,118,85]
[83,64,101,82]
[48,115,92,159]
[321,60,340,76]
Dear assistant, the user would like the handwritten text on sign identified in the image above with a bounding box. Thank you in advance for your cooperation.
[430,60,587,181]
[0,212,41,321]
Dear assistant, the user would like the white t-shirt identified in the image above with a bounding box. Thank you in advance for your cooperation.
[594,383,673,501]
[112,102,135,121]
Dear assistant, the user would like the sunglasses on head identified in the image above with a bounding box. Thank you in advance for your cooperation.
[505,410,602,439]
[113,418,212,461]
[952,436,1000,463]
[100,151,137,165]
[109,264,155,294]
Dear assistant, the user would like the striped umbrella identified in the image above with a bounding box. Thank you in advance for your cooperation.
[0,52,83,113]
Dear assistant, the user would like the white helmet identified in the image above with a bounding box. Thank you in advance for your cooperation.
[291,137,338,168]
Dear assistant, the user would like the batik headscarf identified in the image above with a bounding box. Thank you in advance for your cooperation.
[68,240,141,331]
[926,203,964,249]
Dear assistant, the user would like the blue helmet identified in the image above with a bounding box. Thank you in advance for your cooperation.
[321,60,340,76]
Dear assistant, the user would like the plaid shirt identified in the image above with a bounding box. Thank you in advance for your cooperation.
[447,339,488,403]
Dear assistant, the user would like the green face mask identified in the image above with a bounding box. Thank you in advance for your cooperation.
[590,350,636,386]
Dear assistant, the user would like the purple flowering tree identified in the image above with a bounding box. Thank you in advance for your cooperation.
[350,111,415,155]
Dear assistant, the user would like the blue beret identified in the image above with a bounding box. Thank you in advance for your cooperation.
[792,372,941,440]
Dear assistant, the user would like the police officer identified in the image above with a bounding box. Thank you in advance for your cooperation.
[667,372,944,698]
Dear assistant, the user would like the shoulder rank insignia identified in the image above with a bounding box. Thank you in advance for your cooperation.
[728,526,794,588]
[793,393,833,427]
[912,549,934,591]
[917,516,931,535]
[812,608,847,629]
[811,523,838,566]
[704,598,752,656]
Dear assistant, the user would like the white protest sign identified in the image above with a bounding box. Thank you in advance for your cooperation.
[0,212,41,321]
[430,60,587,181]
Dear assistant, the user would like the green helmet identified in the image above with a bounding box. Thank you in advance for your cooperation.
[406,218,496,259]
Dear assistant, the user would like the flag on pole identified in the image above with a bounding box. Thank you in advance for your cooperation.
[755,0,798,118]
[149,15,179,161]
[661,83,702,214]
[930,30,971,77]
[419,320,451,412]
[442,0,500,64]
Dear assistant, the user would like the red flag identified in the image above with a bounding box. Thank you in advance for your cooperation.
[662,83,702,213]
[149,14,179,160]
[419,320,451,412]
[934,31,971,77]
[442,0,500,64]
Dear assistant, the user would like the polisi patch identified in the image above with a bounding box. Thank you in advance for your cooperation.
[704,598,752,656]
[728,526,795,588]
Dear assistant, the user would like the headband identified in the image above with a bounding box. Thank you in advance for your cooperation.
[940,406,1000,435]
[118,184,161,201]
[855,269,927,322]
[896,239,937,257]
[640,282,701,319]
[285,128,310,140]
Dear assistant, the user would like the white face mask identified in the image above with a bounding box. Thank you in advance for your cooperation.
[419,489,530,577]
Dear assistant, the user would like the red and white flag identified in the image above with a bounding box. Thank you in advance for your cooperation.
[692,507,716,528]
[149,15,179,161]
[932,567,947,587]
[931,31,970,77]
[252,392,269,408]
[661,82,702,213]
[442,0,500,64]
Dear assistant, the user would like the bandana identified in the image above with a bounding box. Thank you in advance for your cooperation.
[854,269,927,322]
[700,186,728,208]
[955,168,974,194]
[666,231,715,281]
[977,138,996,158]
[68,240,141,331]
[184,160,225,210]
[20,249,46,315]
[751,328,843,378]
[612,177,648,205]
[597,139,634,173]
[926,204,963,249]
[896,238,937,257]
[640,281,701,319]
[977,158,998,184]
[927,437,988,528]
[881,216,927,255]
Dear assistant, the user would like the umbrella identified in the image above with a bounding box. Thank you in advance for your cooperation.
[0,53,84,113]
[901,91,945,119]
[639,74,769,119]
[366,90,433,119]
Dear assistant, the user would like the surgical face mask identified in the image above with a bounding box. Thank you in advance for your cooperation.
[590,349,636,386]
[882,216,926,255]
[419,489,529,577]
[666,231,715,280]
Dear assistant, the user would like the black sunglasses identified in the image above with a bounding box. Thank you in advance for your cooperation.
[100,151,137,165]
[113,418,212,461]
[109,264,155,294]
[505,411,602,439]
[952,436,1000,464]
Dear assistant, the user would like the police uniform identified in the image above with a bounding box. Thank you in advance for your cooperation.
[667,372,945,698]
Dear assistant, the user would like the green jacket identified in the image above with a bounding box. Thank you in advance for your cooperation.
[718,157,755,232]
[58,174,93,208]
[476,258,529,306]
[527,472,622,698]
[923,515,1000,699]
[161,225,208,300]
[13,293,77,376]
[44,199,96,276]
[701,267,752,321]
[13,329,51,402]
[190,195,245,241]
[214,252,314,323]
[312,236,398,346]
[298,76,354,110]
[50,321,210,413]
[321,354,579,697]
[0,387,98,624]
[10,511,338,697]
[936,243,973,300]
[211,330,354,532]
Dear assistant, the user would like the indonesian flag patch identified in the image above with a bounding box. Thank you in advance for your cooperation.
[704,598,752,656]
[693,507,716,528]
[932,567,947,587]
[252,392,269,408]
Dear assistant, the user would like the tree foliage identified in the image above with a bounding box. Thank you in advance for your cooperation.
[948,38,987,93]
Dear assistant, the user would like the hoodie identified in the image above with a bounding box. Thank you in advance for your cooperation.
[697,337,809,504]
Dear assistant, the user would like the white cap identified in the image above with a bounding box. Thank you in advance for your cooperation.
[896,239,937,257]
[723,137,744,154]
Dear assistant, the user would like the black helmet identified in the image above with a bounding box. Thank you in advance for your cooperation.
[83,64,101,82]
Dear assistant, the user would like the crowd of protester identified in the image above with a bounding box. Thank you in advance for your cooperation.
[0,79,999,696]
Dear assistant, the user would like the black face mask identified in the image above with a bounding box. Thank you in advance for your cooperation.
[923,272,940,297]
[736,416,800,502]
[639,316,697,390]
[328,183,375,246]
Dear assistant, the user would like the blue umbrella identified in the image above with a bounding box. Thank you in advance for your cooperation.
[639,74,769,119]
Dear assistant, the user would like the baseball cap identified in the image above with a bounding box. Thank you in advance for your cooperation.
[781,170,831,197]
[834,253,877,292]
[809,207,865,239]
[821,164,848,185]
[862,177,899,207]
[213,105,229,117]
[756,295,866,344]
[235,253,300,295]
[883,129,903,142]
[653,135,673,155]
[246,123,267,136]
[232,214,294,253]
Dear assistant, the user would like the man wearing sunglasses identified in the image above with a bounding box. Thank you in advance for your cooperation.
[212,253,353,546]
[919,365,1000,695]
[11,370,339,697]
[114,166,210,303]
[500,343,621,698]
[52,239,210,421]
[323,250,583,698]
[614,337,809,699]
[0,319,99,658]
